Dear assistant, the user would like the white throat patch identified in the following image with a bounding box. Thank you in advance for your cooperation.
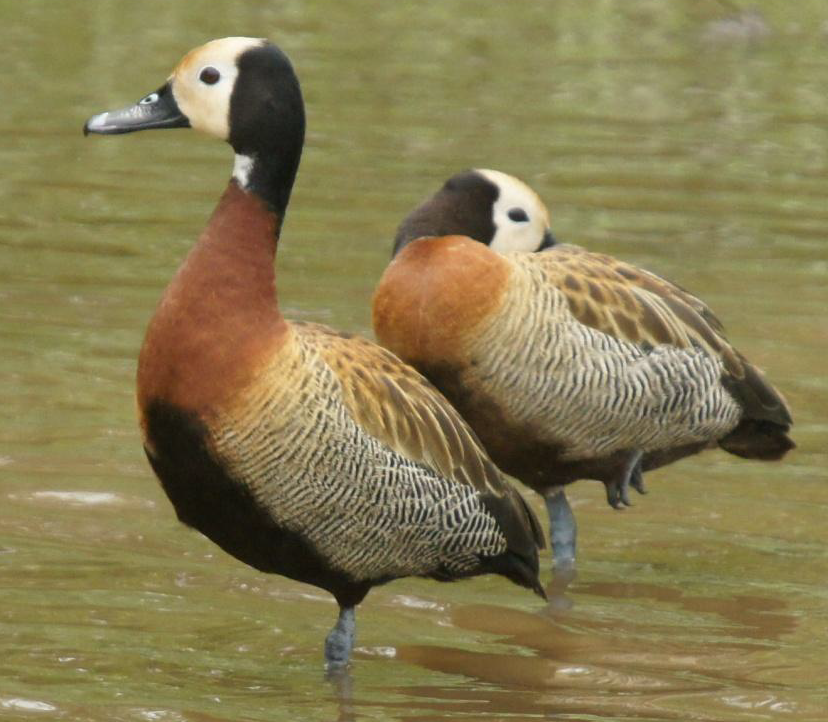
[233,153,255,187]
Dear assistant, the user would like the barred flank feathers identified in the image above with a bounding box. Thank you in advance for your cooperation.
[467,255,745,462]
[208,323,543,588]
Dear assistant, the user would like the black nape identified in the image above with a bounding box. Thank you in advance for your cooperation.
[392,170,499,256]
[229,43,306,217]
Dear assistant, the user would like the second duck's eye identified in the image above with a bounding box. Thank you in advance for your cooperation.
[199,66,221,85]
[507,208,529,223]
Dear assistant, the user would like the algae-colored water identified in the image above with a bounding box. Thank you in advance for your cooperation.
[1,1,826,720]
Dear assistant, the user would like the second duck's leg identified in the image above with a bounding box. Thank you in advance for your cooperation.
[325,605,356,668]
[605,449,645,509]
[629,460,647,495]
[545,488,577,572]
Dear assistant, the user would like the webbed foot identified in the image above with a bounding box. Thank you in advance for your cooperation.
[605,450,646,509]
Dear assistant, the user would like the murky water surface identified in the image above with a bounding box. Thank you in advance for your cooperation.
[1,1,826,719]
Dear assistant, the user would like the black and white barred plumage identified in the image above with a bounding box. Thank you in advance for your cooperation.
[471,253,743,462]
[211,321,542,585]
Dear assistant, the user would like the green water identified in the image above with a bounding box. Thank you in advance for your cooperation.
[1,1,826,720]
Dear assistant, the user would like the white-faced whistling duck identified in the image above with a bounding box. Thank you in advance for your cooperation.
[84,41,544,667]
[373,169,794,576]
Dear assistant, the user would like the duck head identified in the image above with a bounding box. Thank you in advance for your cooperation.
[84,37,305,215]
[393,169,557,256]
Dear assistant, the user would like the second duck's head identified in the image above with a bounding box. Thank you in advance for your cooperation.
[393,169,557,257]
[84,37,305,213]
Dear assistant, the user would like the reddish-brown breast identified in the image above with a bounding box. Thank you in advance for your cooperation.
[372,235,511,370]
[137,182,288,428]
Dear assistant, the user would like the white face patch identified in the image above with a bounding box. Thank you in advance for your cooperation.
[169,37,265,141]
[476,169,552,254]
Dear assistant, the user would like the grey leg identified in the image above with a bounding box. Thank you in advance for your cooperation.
[630,461,647,495]
[325,606,356,668]
[545,488,577,572]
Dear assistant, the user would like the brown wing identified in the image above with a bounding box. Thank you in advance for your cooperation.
[292,321,545,548]
[292,322,507,493]
[534,245,792,427]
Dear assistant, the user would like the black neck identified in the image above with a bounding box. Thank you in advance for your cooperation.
[241,127,303,219]
[229,44,305,218]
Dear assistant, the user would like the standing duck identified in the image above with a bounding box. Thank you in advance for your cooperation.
[373,169,794,574]
[84,40,544,667]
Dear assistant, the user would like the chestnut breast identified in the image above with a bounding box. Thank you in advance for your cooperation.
[372,235,511,371]
[137,183,288,431]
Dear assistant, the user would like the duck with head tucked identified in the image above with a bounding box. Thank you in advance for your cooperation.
[84,39,545,667]
[373,169,795,576]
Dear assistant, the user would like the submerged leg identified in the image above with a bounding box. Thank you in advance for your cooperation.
[545,488,577,572]
[605,449,645,509]
[325,606,356,668]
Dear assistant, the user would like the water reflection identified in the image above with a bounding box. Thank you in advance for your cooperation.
[388,587,803,719]
[325,668,357,722]
[578,581,798,641]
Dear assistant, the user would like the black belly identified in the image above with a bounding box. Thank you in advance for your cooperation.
[142,400,371,608]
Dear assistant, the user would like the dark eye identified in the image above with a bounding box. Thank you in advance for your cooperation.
[199,66,221,85]
[139,92,159,105]
[507,208,529,223]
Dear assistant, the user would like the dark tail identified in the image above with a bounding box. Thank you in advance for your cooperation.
[483,548,547,600]
[480,489,546,600]
[719,354,794,461]
[719,419,795,461]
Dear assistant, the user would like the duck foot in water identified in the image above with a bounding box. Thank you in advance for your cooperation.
[325,606,356,668]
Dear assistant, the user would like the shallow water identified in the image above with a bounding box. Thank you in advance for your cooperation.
[1,1,826,720]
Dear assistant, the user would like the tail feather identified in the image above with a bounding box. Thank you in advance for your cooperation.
[483,549,547,600]
[720,354,794,460]
[722,357,793,427]
[719,419,795,461]
[479,488,545,598]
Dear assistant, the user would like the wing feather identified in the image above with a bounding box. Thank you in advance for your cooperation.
[293,321,510,496]
[534,245,792,426]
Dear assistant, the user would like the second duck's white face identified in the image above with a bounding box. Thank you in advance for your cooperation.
[477,169,552,254]
[167,36,265,141]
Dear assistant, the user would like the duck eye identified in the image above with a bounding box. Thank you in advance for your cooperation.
[199,66,221,85]
[507,208,529,223]
[139,92,159,105]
